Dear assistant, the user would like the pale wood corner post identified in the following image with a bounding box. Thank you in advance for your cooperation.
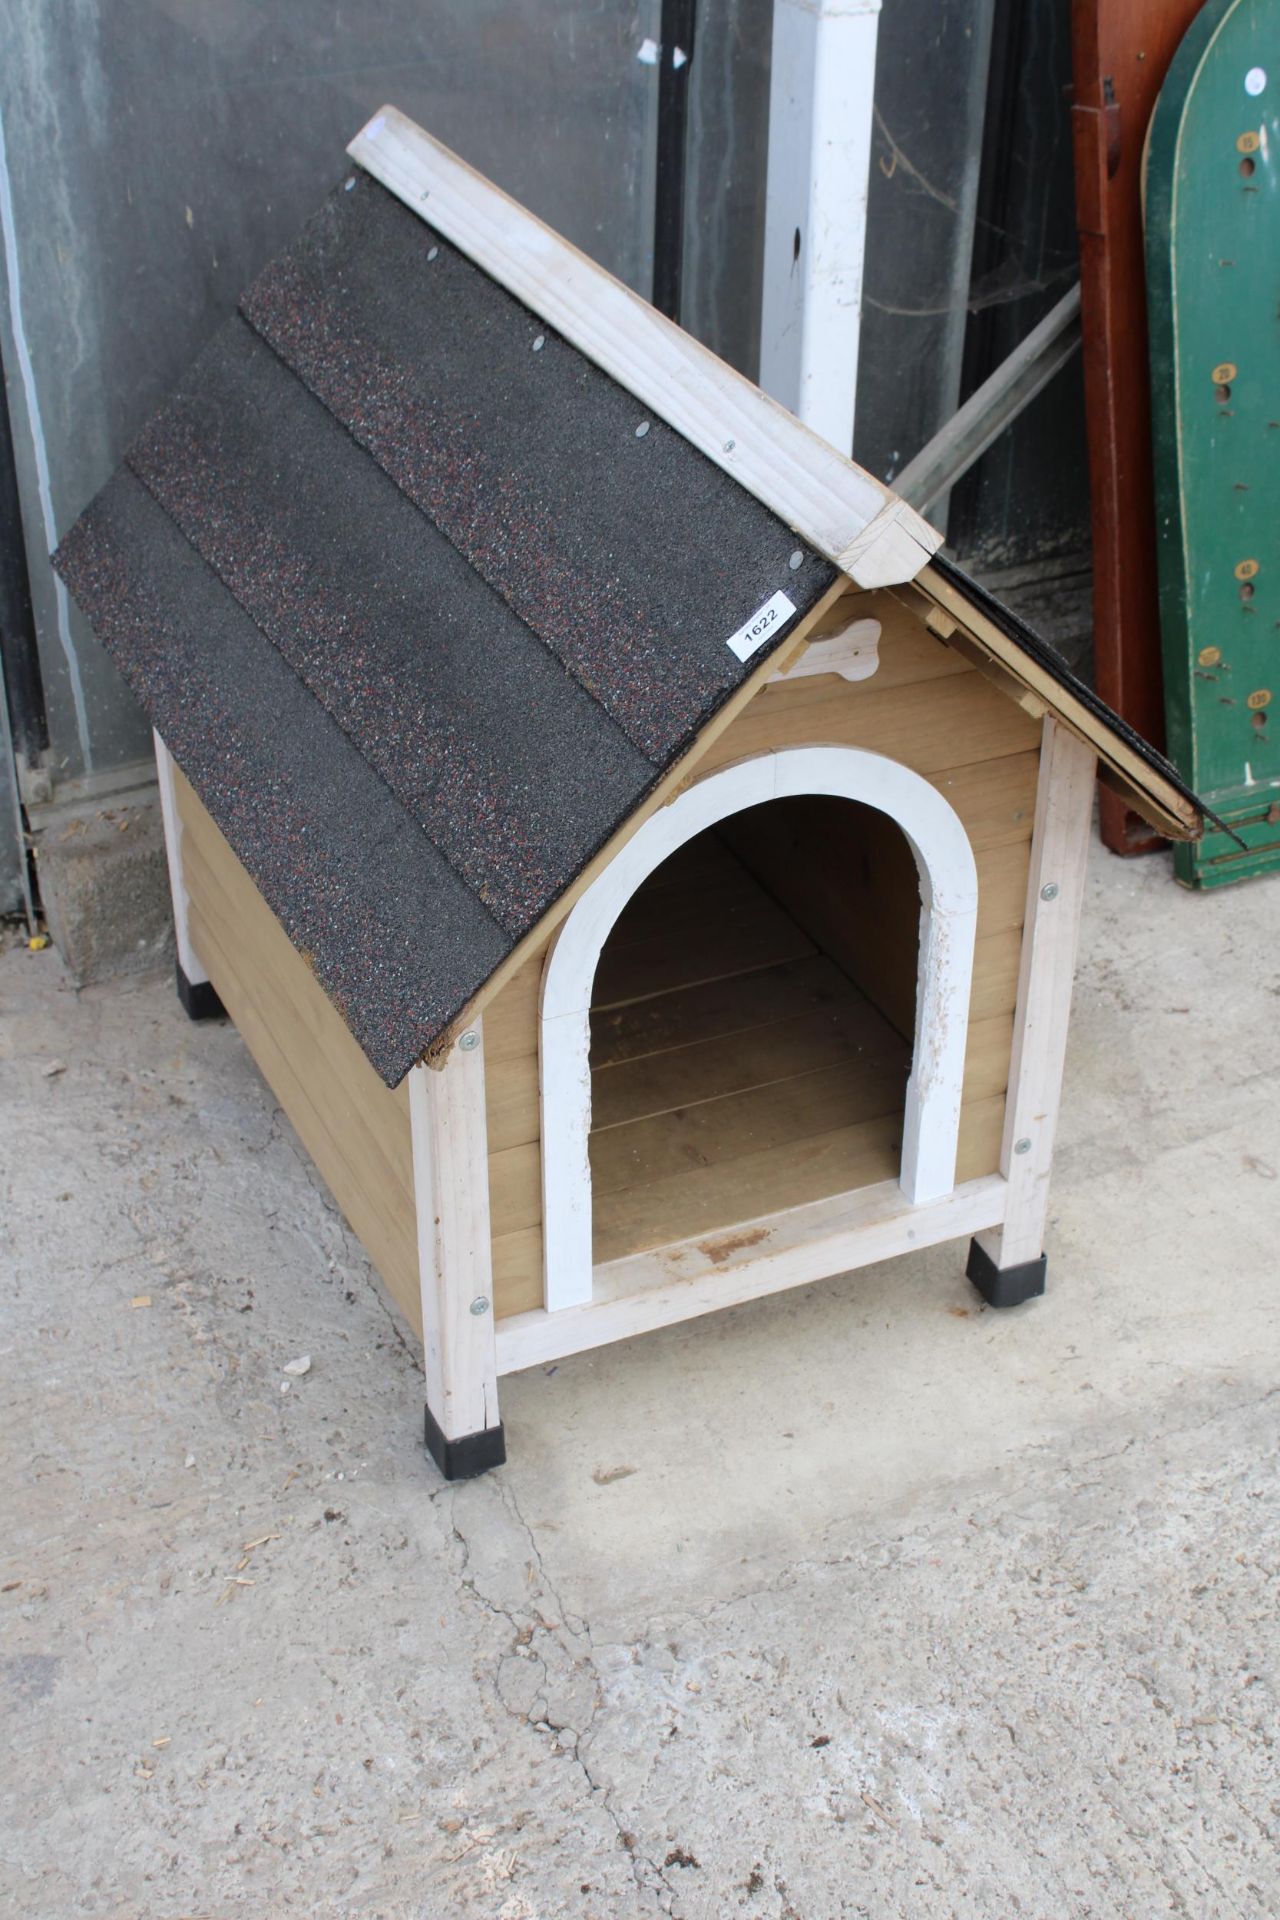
[968,716,1097,1307]
[153,730,224,1021]
[408,1020,505,1479]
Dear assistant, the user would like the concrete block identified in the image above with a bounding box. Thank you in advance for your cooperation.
[31,775,173,985]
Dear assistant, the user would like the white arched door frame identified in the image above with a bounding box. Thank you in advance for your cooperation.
[539,747,979,1311]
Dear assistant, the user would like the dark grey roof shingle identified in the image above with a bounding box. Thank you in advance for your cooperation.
[55,470,510,1084]
[126,317,656,940]
[54,171,838,1084]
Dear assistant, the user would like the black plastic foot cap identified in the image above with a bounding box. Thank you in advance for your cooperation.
[966,1238,1047,1309]
[176,961,226,1022]
[424,1405,506,1480]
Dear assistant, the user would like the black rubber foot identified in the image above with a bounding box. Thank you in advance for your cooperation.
[966,1238,1047,1309]
[424,1405,506,1480]
[176,961,226,1022]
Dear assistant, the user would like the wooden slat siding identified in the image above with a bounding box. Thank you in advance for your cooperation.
[590,998,903,1132]
[721,796,1032,1042]
[482,954,543,1065]
[698,668,1042,782]
[593,903,814,1009]
[485,1008,1013,1247]
[486,1053,541,1159]
[179,840,416,1219]
[180,838,417,1207]
[910,566,1200,839]
[174,771,423,1331]
[349,109,941,589]
[491,1226,544,1318]
[592,953,876,1070]
[188,898,421,1328]
[484,612,1041,1310]
[590,1062,908,1198]
[780,587,972,695]
[591,1091,1007,1267]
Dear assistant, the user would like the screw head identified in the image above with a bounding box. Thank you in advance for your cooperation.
[427,245,439,261]
[788,549,804,570]
[458,1029,480,1053]
[1040,882,1059,901]
[532,334,545,352]
[724,438,736,452]
[635,421,651,438]
[1013,1137,1032,1156]
[469,1296,490,1316]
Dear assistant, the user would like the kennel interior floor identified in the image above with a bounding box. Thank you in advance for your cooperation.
[587,830,911,1263]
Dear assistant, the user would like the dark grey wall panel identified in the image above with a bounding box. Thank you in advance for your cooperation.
[0,0,660,788]
[853,0,996,492]
[680,0,773,380]
[947,0,1088,569]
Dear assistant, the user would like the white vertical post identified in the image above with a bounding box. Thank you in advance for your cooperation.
[759,0,882,450]
[975,718,1096,1274]
[409,1022,504,1477]
[539,1005,595,1310]
[153,729,209,989]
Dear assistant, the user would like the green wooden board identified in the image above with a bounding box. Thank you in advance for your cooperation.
[1146,0,1280,886]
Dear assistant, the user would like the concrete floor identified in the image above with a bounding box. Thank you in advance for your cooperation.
[1,834,1277,1919]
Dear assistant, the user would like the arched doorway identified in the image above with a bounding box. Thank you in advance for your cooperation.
[539,749,978,1309]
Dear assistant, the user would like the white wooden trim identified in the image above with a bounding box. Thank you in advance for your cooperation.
[347,107,941,589]
[497,1174,1007,1374]
[539,746,978,1310]
[409,1026,500,1440]
[153,731,208,986]
[773,617,881,683]
[760,0,881,452]
[975,717,1096,1273]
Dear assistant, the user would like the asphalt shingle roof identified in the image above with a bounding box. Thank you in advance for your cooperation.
[55,171,838,1084]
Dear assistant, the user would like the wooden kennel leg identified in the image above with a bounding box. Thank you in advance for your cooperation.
[154,730,225,1021]
[409,1026,505,1478]
[968,717,1096,1307]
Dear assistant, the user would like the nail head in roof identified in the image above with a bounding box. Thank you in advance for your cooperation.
[788,549,804,570]
[532,334,546,352]
[427,245,439,261]
[635,421,651,438]
[724,438,736,452]
[343,177,356,192]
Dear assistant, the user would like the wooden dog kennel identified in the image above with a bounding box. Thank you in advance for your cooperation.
[55,110,1204,1477]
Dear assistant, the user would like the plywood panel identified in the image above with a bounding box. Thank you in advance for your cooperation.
[176,772,422,1333]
